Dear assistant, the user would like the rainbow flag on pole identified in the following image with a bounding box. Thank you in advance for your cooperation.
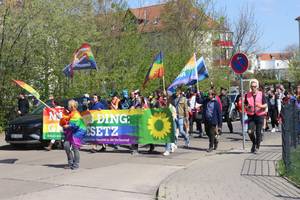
[143,51,164,88]
[63,43,97,78]
[167,54,197,93]
[12,80,40,99]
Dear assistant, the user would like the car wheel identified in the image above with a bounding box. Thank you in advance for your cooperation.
[231,110,238,121]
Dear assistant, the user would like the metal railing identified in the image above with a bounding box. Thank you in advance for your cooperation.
[281,101,300,171]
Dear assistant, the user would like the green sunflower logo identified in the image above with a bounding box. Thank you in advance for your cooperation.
[147,112,171,140]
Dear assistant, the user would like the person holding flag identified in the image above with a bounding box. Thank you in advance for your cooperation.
[60,99,87,170]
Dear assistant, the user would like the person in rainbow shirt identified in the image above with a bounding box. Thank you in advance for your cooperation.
[60,99,86,170]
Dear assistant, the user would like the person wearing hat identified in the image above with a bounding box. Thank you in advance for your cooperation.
[203,89,222,152]
[120,90,132,109]
[82,94,90,111]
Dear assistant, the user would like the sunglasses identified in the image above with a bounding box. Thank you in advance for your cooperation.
[251,85,257,88]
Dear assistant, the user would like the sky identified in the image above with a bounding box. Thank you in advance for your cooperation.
[127,0,300,53]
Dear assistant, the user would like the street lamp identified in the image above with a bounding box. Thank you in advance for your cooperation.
[296,16,300,53]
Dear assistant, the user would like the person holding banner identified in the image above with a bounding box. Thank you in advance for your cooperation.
[45,95,60,151]
[90,94,107,153]
[61,99,86,170]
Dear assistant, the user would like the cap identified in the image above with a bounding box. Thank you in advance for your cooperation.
[84,94,89,98]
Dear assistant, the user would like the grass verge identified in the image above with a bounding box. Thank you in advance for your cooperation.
[278,146,300,186]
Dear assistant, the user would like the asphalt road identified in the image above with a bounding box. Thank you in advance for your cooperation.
[0,121,266,200]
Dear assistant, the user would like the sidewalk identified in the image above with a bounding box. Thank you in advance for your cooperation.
[157,133,300,200]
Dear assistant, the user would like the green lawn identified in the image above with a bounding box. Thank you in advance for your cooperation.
[278,146,300,186]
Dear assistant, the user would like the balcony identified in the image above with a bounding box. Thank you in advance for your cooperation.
[213,59,230,66]
[213,40,233,48]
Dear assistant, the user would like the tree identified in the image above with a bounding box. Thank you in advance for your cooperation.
[0,0,96,128]
[230,4,261,54]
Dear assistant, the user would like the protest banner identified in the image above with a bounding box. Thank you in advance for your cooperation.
[43,108,175,144]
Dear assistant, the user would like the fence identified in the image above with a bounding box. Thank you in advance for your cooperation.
[281,101,300,172]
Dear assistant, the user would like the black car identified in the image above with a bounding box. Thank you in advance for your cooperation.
[228,93,240,121]
[5,104,45,146]
[5,97,107,146]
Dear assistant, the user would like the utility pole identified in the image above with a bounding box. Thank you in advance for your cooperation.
[296,16,300,54]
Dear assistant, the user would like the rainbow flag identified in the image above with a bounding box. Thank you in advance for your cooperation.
[167,54,197,93]
[143,51,164,88]
[12,80,40,99]
[63,43,97,78]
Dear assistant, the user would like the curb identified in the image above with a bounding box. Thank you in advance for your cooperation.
[282,176,300,189]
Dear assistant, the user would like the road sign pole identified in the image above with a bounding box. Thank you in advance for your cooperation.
[240,75,246,150]
[230,53,249,150]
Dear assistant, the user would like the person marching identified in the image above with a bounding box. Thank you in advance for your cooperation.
[60,99,86,170]
[203,89,222,152]
[219,88,233,133]
[173,88,190,148]
[245,80,267,153]
[89,94,107,152]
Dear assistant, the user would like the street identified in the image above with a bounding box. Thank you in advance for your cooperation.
[0,121,299,200]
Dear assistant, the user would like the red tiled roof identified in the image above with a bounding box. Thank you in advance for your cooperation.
[129,3,221,33]
[129,4,166,32]
[257,52,293,61]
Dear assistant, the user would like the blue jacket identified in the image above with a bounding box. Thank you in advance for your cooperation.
[90,101,106,110]
[203,98,222,127]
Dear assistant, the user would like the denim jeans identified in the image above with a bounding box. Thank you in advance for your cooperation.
[175,117,189,145]
[64,141,80,168]
[239,112,248,132]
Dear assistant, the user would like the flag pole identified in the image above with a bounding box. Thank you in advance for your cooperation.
[162,75,166,94]
[194,52,199,93]
[162,51,166,94]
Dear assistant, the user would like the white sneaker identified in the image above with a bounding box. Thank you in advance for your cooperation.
[271,128,276,133]
[171,146,175,153]
[171,143,177,152]
[163,151,170,156]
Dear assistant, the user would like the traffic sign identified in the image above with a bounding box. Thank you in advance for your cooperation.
[230,53,249,74]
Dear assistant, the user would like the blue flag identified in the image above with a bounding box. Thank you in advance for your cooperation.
[167,54,197,93]
[167,55,208,93]
[187,56,209,85]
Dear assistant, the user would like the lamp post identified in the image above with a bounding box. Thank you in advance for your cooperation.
[296,16,300,53]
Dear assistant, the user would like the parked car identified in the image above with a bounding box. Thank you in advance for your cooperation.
[5,97,88,146]
[5,103,45,146]
[228,93,240,121]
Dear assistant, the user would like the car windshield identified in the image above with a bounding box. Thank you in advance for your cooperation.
[31,104,46,115]
[30,98,85,115]
[31,100,58,115]
[228,94,237,103]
